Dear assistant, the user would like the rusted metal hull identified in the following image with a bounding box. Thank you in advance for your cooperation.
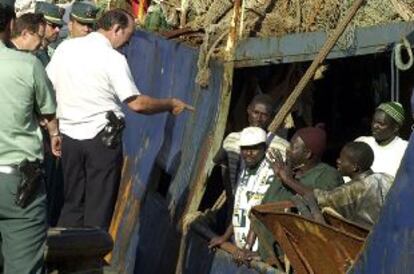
[107,30,231,274]
[252,203,366,274]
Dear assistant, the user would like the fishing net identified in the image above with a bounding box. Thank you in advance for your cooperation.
[116,0,414,87]
[145,0,414,43]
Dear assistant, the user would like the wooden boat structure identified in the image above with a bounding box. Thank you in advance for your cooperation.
[3,2,414,273]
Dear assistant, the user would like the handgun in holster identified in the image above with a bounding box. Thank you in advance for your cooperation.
[15,159,43,208]
[101,111,125,149]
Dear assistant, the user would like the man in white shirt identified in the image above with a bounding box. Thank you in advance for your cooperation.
[46,8,193,230]
[356,101,407,178]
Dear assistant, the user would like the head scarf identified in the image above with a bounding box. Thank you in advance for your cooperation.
[376,101,405,126]
[292,124,327,158]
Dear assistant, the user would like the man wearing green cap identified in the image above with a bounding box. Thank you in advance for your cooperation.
[356,101,408,178]
[68,1,98,38]
[34,1,65,66]
[48,1,98,53]
[0,1,60,272]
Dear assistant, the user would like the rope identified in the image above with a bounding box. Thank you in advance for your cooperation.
[182,191,227,235]
[391,37,413,102]
[195,29,229,88]
[391,47,397,101]
[394,38,414,71]
[211,191,227,210]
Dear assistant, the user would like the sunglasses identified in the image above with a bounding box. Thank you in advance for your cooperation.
[47,22,62,29]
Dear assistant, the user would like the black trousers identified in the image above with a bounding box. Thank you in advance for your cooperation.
[58,133,123,230]
[42,130,64,226]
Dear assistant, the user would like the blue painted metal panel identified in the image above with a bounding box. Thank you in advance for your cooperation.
[235,21,414,67]
[350,132,414,274]
[109,30,225,274]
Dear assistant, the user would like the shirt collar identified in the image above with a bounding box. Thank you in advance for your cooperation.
[89,32,113,48]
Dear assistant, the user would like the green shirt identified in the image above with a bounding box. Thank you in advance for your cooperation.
[0,42,56,165]
[262,162,343,204]
[255,162,343,263]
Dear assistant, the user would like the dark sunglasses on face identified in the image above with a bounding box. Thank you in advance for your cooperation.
[47,22,62,29]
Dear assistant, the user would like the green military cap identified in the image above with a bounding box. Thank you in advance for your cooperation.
[70,2,99,24]
[35,1,65,26]
[0,0,15,8]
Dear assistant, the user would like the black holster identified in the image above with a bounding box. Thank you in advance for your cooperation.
[101,111,125,149]
[16,159,43,208]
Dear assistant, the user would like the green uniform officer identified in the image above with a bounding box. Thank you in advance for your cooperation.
[34,1,65,66]
[49,1,99,53]
[68,1,99,38]
[0,1,60,272]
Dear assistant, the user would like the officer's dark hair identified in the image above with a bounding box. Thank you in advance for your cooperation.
[96,8,132,31]
[11,13,45,38]
[248,94,275,113]
[0,3,15,33]
[343,141,374,172]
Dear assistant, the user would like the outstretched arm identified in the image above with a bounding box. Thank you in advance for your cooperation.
[126,95,195,115]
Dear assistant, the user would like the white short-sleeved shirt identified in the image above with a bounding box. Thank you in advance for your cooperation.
[47,32,140,140]
[355,136,408,177]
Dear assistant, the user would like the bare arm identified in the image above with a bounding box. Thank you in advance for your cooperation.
[126,95,194,115]
[208,224,234,249]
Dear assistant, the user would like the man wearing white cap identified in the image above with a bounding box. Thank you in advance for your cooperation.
[209,127,275,253]
[218,94,289,191]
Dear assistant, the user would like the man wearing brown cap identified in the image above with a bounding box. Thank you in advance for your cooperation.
[265,124,343,200]
[249,125,343,263]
